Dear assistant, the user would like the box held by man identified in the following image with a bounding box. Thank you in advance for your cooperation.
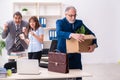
[66,35,96,53]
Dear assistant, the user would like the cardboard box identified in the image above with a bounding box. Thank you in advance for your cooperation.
[66,35,96,53]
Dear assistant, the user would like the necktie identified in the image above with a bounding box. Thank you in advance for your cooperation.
[72,24,74,30]
[71,24,75,32]
[15,25,21,50]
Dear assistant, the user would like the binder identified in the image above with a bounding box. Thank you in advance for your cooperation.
[39,17,46,27]
[49,30,57,40]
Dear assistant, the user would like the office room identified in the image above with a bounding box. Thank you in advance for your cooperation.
[0,0,120,80]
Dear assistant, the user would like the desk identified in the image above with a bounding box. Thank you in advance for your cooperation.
[1,67,92,80]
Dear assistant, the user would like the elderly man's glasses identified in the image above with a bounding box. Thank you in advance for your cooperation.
[67,14,77,17]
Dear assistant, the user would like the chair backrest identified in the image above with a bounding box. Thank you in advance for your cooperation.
[40,40,57,68]
[49,40,57,52]
[42,40,57,57]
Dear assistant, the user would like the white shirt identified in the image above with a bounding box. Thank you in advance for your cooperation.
[28,27,44,52]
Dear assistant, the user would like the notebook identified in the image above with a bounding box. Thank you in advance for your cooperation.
[17,58,40,75]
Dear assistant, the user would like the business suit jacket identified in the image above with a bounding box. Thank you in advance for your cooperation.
[56,18,97,69]
[2,20,28,53]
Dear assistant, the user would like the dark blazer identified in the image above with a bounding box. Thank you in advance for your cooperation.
[2,20,28,53]
[56,18,97,53]
[56,18,97,69]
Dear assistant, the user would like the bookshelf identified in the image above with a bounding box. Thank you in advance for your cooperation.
[13,2,62,41]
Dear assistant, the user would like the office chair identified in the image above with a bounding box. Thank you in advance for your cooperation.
[49,40,57,52]
[40,40,57,68]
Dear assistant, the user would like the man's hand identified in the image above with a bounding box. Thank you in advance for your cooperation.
[3,23,8,31]
[88,44,97,52]
[71,33,85,42]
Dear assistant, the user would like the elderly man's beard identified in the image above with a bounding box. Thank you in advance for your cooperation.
[68,20,75,24]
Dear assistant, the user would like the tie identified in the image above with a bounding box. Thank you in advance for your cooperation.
[15,25,21,49]
[71,24,75,32]
[15,25,24,51]
[72,24,74,30]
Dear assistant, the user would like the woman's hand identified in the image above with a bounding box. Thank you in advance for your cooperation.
[19,33,25,40]
[30,31,35,36]
[22,27,26,33]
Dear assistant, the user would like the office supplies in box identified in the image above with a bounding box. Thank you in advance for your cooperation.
[66,35,96,53]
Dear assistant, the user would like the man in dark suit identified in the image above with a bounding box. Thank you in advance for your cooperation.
[2,11,28,55]
[56,6,98,80]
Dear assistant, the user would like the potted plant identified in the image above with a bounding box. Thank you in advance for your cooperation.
[22,8,28,11]
[0,40,5,55]
[22,8,28,15]
[0,27,5,55]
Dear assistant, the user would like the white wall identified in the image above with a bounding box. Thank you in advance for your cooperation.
[77,0,120,64]
[0,0,120,65]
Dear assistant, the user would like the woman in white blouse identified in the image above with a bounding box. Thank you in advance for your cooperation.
[20,16,44,64]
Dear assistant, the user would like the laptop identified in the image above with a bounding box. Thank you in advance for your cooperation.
[17,58,40,75]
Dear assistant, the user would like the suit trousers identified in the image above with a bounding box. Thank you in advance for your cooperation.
[68,53,82,69]
[68,53,82,80]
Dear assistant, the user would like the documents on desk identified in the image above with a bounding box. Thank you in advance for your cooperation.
[0,68,7,78]
[0,67,92,80]
[10,51,27,56]
[8,51,27,60]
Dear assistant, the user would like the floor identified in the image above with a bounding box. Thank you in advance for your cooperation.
[82,63,120,80]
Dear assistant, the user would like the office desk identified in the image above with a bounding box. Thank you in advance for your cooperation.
[1,67,92,80]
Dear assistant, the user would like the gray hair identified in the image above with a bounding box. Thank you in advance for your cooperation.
[65,6,76,13]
